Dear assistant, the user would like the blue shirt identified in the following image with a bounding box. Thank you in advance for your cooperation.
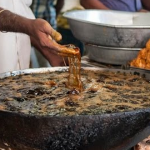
[99,0,142,12]
[31,0,57,29]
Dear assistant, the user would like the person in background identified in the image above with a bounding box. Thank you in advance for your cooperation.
[80,0,148,12]
[31,0,65,68]
[0,0,63,74]
[141,0,150,11]
[32,0,64,30]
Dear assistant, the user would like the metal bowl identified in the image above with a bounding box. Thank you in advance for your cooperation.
[85,44,141,65]
[63,10,150,48]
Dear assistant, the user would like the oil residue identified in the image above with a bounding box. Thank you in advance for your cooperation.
[0,69,150,116]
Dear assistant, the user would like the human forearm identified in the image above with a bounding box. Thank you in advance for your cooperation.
[0,7,32,35]
[55,0,64,16]
[141,0,150,11]
[80,0,109,9]
[0,7,62,54]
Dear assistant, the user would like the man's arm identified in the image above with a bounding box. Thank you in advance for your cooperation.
[0,7,62,51]
[0,8,32,34]
[80,0,109,9]
[0,7,68,66]
[141,0,150,11]
[55,0,64,16]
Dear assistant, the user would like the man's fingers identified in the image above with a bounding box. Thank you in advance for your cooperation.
[51,29,62,41]
[44,22,62,41]
[46,39,61,52]
[47,35,52,40]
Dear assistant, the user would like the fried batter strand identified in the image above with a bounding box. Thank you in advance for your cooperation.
[57,44,83,92]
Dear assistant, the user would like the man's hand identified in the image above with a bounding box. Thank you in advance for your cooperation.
[29,18,62,52]
[31,36,68,67]
[0,7,67,66]
[30,19,67,66]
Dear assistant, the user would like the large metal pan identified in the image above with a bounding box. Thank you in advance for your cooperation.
[63,10,150,48]
[0,67,150,150]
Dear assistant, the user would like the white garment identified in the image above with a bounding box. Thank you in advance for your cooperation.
[0,0,35,73]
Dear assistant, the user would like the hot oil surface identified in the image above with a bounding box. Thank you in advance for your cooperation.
[0,69,150,116]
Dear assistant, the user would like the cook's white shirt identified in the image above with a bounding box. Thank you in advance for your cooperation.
[0,0,35,74]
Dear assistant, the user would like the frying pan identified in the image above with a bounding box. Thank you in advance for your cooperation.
[0,67,150,150]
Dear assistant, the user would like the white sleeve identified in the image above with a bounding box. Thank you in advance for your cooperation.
[0,0,35,19]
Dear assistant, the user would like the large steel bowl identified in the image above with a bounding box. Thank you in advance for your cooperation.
[85,44,141,65]
[63,10,150,48]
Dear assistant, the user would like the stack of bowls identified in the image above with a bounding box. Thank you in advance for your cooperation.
[63,10,150,65]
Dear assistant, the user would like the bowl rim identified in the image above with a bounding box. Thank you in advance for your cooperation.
[63,9,150,28]
[85,43,142,50]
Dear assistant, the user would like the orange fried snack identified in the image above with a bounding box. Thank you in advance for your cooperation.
[138,48,147,59]
[145,63,150,69]
[146,50,150,63]
[146,39,150,50]
[57,44,80,57]
[130,39,150,69]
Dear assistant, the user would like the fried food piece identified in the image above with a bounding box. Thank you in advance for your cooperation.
[130,57,146,68]
[146,50,150,63]
[57,44,82,92]
[130,39,150,69]
[134,57,146,68]
[146,39,150,49]
[138,48,147,59]
[146,63,150,69]
[130,59,136,67]
[57,44,80,57]
[130,54,146,69]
